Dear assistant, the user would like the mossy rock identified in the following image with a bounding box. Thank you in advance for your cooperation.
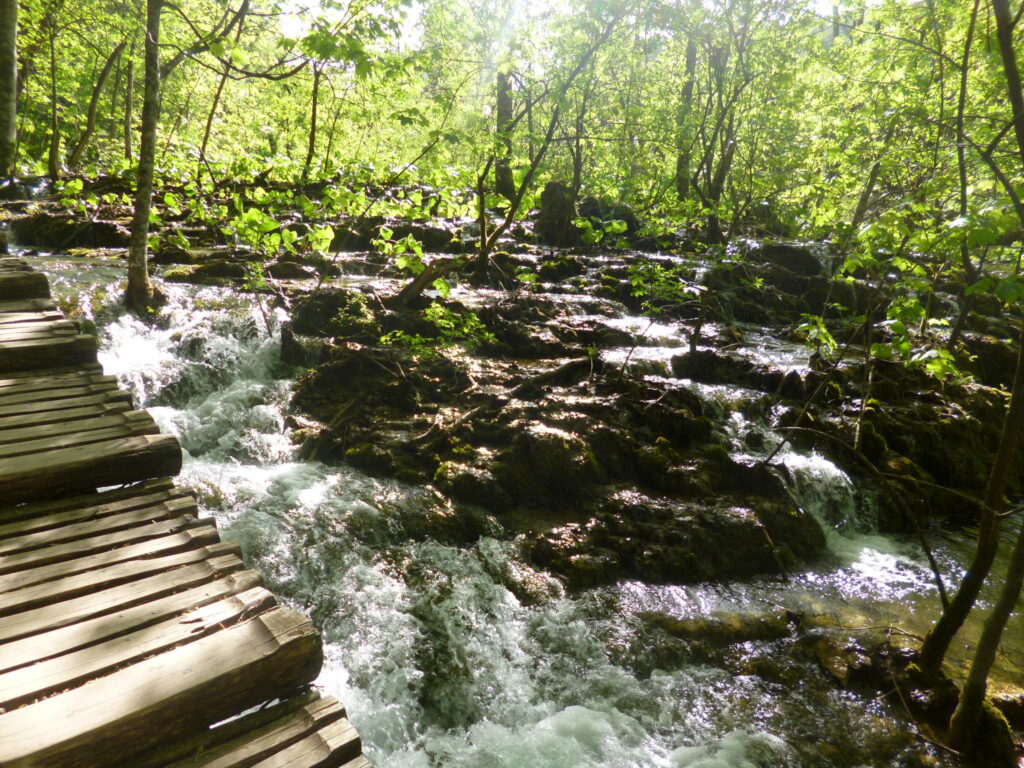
[493,422,602,508]
[344,443,395,476]
[291,288,380,340]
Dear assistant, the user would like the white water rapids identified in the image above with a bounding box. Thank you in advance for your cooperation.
[30,250,1022,768]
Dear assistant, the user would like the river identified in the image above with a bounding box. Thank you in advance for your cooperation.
[26,248,1023,768]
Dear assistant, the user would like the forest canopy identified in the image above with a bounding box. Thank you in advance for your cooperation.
[6,0,1021,254]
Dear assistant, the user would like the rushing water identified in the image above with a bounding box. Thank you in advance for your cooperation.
[27,249,1023,768]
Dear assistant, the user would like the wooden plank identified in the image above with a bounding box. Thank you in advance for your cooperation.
[0,298,58,314]
[0,587,277,710]
[0,373,116,397]
[0,270,49,300]
[132,693,321,768]
[0,310,64,326]
[0,568,262,674]
[166,697,348,768]
[0,333,98,373]
[0,546,244,643]
[0,388,132,418]
[0,480,181,537]
[0,326,79,344]
[0,606,324,768]
[0,533,229,614]
[0,399,130,431]
[0,368,107,389]
[0,494,191,553]
[0,419,159,459]
[0,320,78,340]
[0,362,103,381]
[249,717,362,768]
[0,432,181,505]
[0,521,215,591]
[0,382,125,409]
[0,408,154,447]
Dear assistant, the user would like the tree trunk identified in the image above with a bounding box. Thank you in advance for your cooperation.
[301,62,321,182]
[674,37,697,200]
[126,0,161,314]
[942,0,1024,748]
[124,56,134,161]
[494,69,514,201]
[919,320,1024,673]
[47,31,60,179]
[67,42,126,171]
[0,0,16,175]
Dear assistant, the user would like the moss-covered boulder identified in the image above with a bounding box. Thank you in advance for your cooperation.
[493,422,602,508]
[291,288,380,341]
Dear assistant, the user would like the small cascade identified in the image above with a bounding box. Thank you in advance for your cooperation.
[783,451,876,534]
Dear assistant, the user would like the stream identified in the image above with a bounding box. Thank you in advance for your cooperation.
[25,247,1023,768]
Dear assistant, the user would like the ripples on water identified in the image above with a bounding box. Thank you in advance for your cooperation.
[31,250,1013,768]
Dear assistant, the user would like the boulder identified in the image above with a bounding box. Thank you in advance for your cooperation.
[11,211,130,248]
[535,181,577,246]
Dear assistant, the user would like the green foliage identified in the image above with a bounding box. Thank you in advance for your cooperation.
[381,301,495,355]
[222,206,294,258]
[574,217,628,248]
[797,314,838,357]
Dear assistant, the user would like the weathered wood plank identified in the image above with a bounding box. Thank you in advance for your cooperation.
[0,310,64,326]
[0,382,121,409]
[0,569,262,674]
[0,361,103,381]
[0,373,116,398]
[0,606,324,768]
[0,388,132,418]
[0,479,181,536]
[0,547,244,643]
[0,419,160,459]
[0,532,228,613]
[132,693,321,768]
[0,520,215,591]
[0,298,58,314]
[0,432,181,505]
[0,587,277,710]
[0,495,193,553]
[0,477,178,527]
[0,328,79,345]
[0,321,78,341]
[165,696,348,768]
[0,399,130,431]
[0,333,98,373]
[0,270,49,300]
[249,717,362,768]
[0,369,106,389]
[0,408,154,447]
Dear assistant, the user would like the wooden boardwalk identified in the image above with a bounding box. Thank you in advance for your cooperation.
[0,258,369,768]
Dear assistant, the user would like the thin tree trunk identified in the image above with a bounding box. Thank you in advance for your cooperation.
[0,0,17,175]
[919,321,1024,672]
[124,57,134,160]
[301,62,321,182]
[67,42,126,170]
[494,69,515,200]
[126,0,161,313]
[947,0,981,350]
[47,32,60,179]
[943,0,1024,747]
[675,37,697,200]
[197,16,244,185]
